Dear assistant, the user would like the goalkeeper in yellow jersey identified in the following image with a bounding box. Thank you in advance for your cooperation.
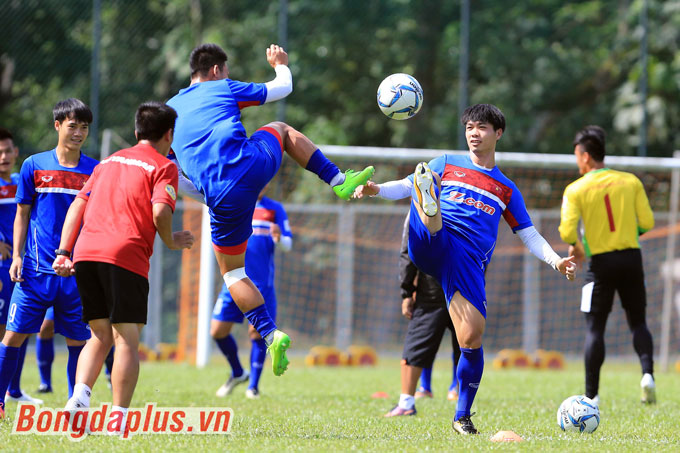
[559,125,656,405]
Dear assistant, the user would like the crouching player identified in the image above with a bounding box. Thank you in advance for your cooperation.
[53,102,194,430]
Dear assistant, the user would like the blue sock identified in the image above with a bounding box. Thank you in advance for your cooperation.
[455,347,484,420]
[243,305,277,341]
[7,338,28,397]
[214,335,244,378]
[419,367,433,392]
[36,337,54,388]
[0,344,20,406]
[450,351,459,391]
[67,345,84,398]
[249,339,267,390]
[104,347,115,377]
[305,149,341,185]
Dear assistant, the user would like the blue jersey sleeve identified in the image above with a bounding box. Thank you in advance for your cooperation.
[504,184,533,232]
[273,202,292,239]
[16,156,35,205]
[227,79,267,108]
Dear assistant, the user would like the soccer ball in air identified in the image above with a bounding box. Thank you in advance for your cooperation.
[556,395,600,433]
[377,73,423,120]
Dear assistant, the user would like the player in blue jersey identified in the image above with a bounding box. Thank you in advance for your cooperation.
[211,184,292,399]
[0,99,98,419]
[355,104,576,434]
[168,43,374,376]
[0,128,42,406]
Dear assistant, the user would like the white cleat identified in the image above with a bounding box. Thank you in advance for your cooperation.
[591,395,600,406]
[640,373,656,404]
[215,371,250,397]
[245,388,260,399]
[6,391,44,405]
[414,162,437,217]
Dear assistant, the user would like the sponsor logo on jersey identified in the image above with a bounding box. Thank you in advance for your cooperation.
[454,170,466,178]
[448,191,496,215]
[0,185,16,199]
[34,170,90,195]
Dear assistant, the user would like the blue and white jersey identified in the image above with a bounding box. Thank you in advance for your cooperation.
[247,196,292,289]
[167,79,268,206]
[0,173,19,269]
[16,150,98,273]
[409,154,532,266]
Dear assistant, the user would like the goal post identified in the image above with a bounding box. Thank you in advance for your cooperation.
[171,145,679,371]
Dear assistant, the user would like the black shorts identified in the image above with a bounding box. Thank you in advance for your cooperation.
[582,248,646,315]
[74,261,149,324]
[402,302,455,368]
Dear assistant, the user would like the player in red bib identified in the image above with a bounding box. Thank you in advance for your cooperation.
[53,102,194,432]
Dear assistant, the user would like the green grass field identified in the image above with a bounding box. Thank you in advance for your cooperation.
[1,354,678,452]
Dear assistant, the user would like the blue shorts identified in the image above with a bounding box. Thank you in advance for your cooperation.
[0,265,14,325]
[210,128,283,249]
[212,284,277,324]
[6,269,91,341]
[407,200,488,318]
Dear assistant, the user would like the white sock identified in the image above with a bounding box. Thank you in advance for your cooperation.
[264,331,275,346]
[330,172,345,187]
[398,393,415,410]
[109,405,128,434]
[67,383,91,409]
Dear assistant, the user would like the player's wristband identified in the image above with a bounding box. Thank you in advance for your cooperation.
[55,249,72,258]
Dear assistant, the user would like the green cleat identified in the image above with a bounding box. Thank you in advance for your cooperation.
[333,166,375,200]
[267,330,291,376]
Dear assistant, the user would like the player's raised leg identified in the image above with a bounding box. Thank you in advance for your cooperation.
[213,250,289,376]
[262,121,374,201]
[448,291,485,435]
[412,162,442,234]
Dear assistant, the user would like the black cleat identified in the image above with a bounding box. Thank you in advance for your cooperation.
[37,384,53,394]
[452,413,479,435]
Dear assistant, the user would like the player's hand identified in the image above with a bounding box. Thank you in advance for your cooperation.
[171,230,195,250]
[556,255,576,281]
[0,242,11,260]
[568,242,586,267]
[266,44,288,68]
[401,297,415,319]
[352,181,379,199]
[270,223,281,243]
[52,255,75,277]
[10,256,23,282]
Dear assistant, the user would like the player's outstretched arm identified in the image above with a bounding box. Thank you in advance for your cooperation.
[517,226,576,281]
[153,202,195,250]
[353,178,413,200]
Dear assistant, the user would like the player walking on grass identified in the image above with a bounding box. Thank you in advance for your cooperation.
[54,102,194,428]
[0,100,97,420]
[0,128,42,406]
[355,104,576,434]
[559,125,656,405]
[385,213,460,417]
[212,185,292,399]
[167,43,374,376]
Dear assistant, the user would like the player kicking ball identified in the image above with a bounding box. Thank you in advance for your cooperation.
[354,104,576,434]
[167,43,374,376]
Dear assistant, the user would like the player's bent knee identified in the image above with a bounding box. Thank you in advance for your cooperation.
[223,267,248,289]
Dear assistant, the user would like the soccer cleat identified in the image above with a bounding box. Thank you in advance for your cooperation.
[6,392,44,405]
[414,162,437,217]
[384,405,417,417]
[414,387,433,399]
[36,384,53,394]
[452,413,479,435]
[332,166,375,200]
[215,371,250,397]
[245,388,260,399]
[640,373,656,404]
[267,330,291,376]
[447,389,459,401]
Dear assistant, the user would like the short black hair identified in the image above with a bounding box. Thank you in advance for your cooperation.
[190,43,228,77]
[573,125,606,162]
[135,102,177,142]
[53,98,93,124]
[0,127,14,143]
[461,104,506,132]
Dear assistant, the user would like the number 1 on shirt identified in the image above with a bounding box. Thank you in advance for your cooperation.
[604,193,615,232]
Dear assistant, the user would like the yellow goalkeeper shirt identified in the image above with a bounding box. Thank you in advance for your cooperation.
[559,168,654,257]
